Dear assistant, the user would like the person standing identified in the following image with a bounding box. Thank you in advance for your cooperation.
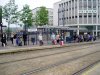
[51,33,56,45]
[1,33,7,47]
[13,33,17,46]
[38,33,43,46]
[56,34,60,44]
[23,32,27,45]
[11,32,14,44]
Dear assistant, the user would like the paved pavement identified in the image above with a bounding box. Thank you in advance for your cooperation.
[81,62,100,75]
[0,40,50,50]
[0,39,100,51]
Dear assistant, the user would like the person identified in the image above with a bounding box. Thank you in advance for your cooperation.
[31,36,35,45]
[23,32,27,45]
[1,33,7,47]
[93,35,96,41]
[16,36,22,46]
[13,33,17,46]
[60,33,64,45]
[51,33,56,45]
[11,32,14,44]
[38,33,43,46]
[56,34,60,44]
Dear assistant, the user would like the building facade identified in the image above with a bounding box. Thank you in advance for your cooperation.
[32,7,53,26]
[53,0,100,36]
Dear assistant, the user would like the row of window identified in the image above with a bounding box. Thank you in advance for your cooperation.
[59,0,98,7]
[59,15,98,20]
[59,0,77,7]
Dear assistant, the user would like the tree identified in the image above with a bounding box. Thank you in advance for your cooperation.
[2,0,18,37]
[35,6,48,26]
[20,4,33,29]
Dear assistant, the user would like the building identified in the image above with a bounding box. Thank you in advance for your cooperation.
[32,7,53,26]
[53,0,100,36]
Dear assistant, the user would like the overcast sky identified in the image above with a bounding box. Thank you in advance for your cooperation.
[0,0,60,10]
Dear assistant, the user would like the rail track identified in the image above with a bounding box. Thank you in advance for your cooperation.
[0,42,100,75]
[0,42,98,65]
[21,51,100,75]
[72,60,100,75]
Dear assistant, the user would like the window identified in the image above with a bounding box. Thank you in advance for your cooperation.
[75,16,77,18]
[72,16,74,18]
[88,15,91,17]
[69,17,71,19]
[93,15,96,17]
[84,15,87,17]
[66,9,68,11]
[79,15,82,18]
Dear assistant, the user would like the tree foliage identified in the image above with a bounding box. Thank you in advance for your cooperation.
[20,4,33,28]
[2,0,18,24]
[35,6,48,26]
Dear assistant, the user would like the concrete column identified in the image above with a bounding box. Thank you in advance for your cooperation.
[77,25,79,35]
[96,25,98,36]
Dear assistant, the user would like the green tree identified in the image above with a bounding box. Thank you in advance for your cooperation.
[35,6,48,26]
[20,4,33,29]
[2,0,18,36]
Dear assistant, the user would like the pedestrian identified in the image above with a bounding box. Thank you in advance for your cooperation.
[1,33,7,47]
[13,33,17,46]
[60,33,64,45]
[10,32,14,44]
[31,36,35,45]
[38,33,43,46]
[51,33,56,45]
[56,34,60,44]
[23,32,27,45]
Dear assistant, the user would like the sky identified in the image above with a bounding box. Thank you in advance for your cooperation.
[0,0,61,10]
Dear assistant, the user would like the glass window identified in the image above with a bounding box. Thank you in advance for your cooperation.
[84,15,87,17]
[93,15,96,17]
[79,15,82,18]
[88,15,91,17]
[75,16,77,18]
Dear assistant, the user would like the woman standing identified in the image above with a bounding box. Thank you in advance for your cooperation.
[1,33,7,47]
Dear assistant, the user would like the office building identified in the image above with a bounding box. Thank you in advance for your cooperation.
[53,0,100,36]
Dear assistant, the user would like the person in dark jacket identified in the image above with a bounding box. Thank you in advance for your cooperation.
[23,32,27,45]
[1,33,7,47]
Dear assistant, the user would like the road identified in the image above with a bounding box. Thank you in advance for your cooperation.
[0,42,100,75]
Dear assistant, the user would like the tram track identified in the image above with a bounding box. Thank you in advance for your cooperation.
[0,43,98,65]
[0,42,100,75]
[21,51,100,75]
[72,60,100,75]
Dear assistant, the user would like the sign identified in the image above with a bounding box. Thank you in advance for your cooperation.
[28,28,37,32]
[78,10,97,13]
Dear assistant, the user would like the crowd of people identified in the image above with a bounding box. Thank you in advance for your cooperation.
[73,33,96,43]
[0,32,27,47]
[0,31,97,47]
